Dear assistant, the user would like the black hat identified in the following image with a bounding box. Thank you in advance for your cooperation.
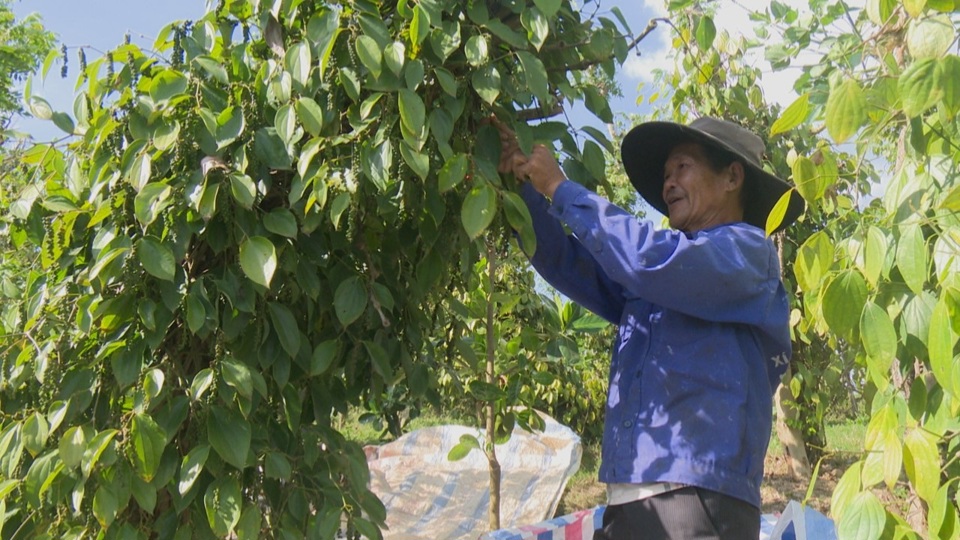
[621,117,805,234]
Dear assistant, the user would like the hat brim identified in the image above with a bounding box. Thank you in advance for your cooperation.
[621,122,805,234]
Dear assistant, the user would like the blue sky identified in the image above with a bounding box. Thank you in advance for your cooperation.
[11,0,660,140]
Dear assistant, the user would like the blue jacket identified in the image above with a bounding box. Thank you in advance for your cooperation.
[521,181,791,508]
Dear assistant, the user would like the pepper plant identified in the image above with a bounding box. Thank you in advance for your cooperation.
[0,0,636,538]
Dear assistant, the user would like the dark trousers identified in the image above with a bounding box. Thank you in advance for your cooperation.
[593,487,760,540]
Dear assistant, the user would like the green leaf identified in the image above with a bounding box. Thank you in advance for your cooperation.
[285,41,312,90]
[307,9,342,75]
[471,65,501,105]
[311,340,339,376]
[929,296,957,396]
[190,369,215,402]
[904,428,940,503]
[503,191,537,257]
[296,97,325,137]
[461,182,497,239]
[264,208,298,238]
[216,106,245,148]
[93,483,120,530]
[533,0,561,17]
[82,429,118,479]
[439,154,469,193]
[936,55,960,117]
[23,412,49,457]
[469,380,507,401]
[128,153,152,192]
[516,51,550,105]
[134,182,173,226]
[899,58,941,117]
[207,406,251,470]
[268,302,301,357]
[137,237,176,282]
[398,89,426,137]
[866,0,896,25]
[863,226,887,287]
[28,96,53,120]
[825,79,866,143]
[193,55,229,84]
[384,41,406,76]
[130,413,166,482]
[860,301,897,378]
[584,85,613,123]
[229,173,257,209]
[334,276,367,326]
[400,142,430,180]
[695,15,717,50]
[149,69,189,105]
[221,357,253,399]
[904,0,927,17]
[822,270,868,339]
[178,444,210,496]
[447,434,481,461]
[275,104,300,146]
[521,7,549,50]
[239,236,277,289]
[237,505,263,540]
[265,452,292,480]
[770,93,809,136]
[205,476,242,537]
[153,121,181,152]
[59,426,87,470]
[363,340,393,381]
[764,189,793,236]
[897,224,928,295]
[356,35,382,78]
[51,112,75,135]
[410,4,431,48]
[795,231,834,292]
[465,36,488,67]
[838,491,887,540]
[435,67,458,96]
[906,15,952,60]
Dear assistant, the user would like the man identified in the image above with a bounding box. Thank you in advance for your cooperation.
[496,117,805,539]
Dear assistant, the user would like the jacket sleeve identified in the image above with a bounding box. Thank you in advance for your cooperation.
[520,182,625,324]
[548,181,780,325]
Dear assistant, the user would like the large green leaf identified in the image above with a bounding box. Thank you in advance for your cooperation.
[205,476,242,537]
[130,413,166,482]
[264,208,298,238]
[137,237,176,282]
[178,444,210,496]
[471,65,501,104]
[311,340,339,376]
[334,276,368,327]
[770,93,809,136]
[398,89,426,137]
[904,428,940,504]
[296,97,324,137]
[149,69,188,105]
[521,7,549,50]
[461,182,497,239]
[899,58,941,117]
[792,156,821,203]
[81,429,118,479]
[134,183,172,226]
[928,296,957,396]
[896,223,928,295]
[58,426,87,470]
[860,301,897,381]
[516,51,550,105]
[239,236,277,289]
[307,9,342,75]
[439,154,469,193]
[822,270,867,338]
[268,302,301,357]
[285,41,312,90]
[221,356,253,399]
[207,406,250,470]
[936,55,960,117]
[93,482,120,530]
[795,231,834,293]
[838,491,887,540]
[695,15,716,50]
[906,15,953,60]
[363,340,394,381]
[503,191,536,257]
[824,78,866,143]
[22,412,49,457]
[863,226,887,287]
[355,35,382,78]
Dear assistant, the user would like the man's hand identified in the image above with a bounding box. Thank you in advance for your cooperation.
[489,116,566,199]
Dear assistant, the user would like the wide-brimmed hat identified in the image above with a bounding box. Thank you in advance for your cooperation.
[620,117,805,234]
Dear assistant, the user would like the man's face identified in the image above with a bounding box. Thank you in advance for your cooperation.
[662,142,740,233]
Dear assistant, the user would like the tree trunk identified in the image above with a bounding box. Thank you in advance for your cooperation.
[775,364,812,479]
[485,241,502,531]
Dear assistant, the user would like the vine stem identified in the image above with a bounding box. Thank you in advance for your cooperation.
[484,238,501,532]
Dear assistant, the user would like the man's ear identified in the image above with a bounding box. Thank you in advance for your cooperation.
[725,161,745,192]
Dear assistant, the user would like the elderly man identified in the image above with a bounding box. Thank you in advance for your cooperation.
[497,117,804,539]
